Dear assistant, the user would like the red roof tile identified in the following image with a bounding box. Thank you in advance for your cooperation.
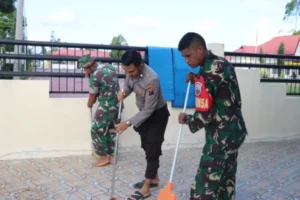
[234,35,300,55]
[258,35,300,55]
[234,45,257,53]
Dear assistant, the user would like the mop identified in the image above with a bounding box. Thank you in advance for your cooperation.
[110,93,123,200]
[157,81,191,200]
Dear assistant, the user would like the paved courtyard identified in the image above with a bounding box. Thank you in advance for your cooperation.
[1,139,300,200]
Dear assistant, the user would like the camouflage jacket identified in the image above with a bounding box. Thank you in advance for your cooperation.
[186,51,248,136]
[89,62,120,103]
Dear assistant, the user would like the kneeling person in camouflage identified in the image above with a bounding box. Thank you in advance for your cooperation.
[79,54,121,167]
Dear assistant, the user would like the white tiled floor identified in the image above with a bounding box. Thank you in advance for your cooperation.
[1,139,300,200]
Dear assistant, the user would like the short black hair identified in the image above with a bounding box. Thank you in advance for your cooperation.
[121,50,142,67]
[178,32,207,51]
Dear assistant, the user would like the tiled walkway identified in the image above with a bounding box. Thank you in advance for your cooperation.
[1,139,300,200]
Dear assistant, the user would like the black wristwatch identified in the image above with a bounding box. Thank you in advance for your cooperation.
[126,120,132,127]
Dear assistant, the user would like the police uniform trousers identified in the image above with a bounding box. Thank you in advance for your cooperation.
[134,104,170,179]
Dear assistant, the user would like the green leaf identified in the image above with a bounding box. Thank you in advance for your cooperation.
[109,34,128,58]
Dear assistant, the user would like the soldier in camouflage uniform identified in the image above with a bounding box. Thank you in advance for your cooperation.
[79,54,121,167]
[177,32,248,199]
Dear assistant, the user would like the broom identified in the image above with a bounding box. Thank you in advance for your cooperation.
[110,90,123,200]
[157,81,191,200]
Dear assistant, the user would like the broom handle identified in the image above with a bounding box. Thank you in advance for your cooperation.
[110,90,123,198]
[169,81,191,182]
[90,107,95,151]
[110,133,119,197]
[90,107,93,123]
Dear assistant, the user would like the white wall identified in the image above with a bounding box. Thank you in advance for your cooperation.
[1,43,300,160]
[295,41,300,56]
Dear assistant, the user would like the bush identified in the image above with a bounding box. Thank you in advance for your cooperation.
[0,63,13,79]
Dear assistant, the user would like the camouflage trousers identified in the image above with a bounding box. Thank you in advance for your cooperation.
[91,103,118,156]
[190,135,246,200]
[91,122,116,156]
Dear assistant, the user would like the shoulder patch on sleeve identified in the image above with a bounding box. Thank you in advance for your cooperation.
[146,83,155,96]
[146,84,154,91]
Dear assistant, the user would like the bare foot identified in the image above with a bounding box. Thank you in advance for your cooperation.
[152,174,160,184]
[92,156,110,167]
[151,178,159,185]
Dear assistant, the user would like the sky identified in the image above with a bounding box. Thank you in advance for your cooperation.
[24,0,298,51]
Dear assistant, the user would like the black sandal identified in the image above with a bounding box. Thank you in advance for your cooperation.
[133,180,158,189]
[127,191,151,200]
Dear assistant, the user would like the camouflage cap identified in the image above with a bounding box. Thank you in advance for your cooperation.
[79,54,95,69]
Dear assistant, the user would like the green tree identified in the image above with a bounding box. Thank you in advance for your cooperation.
[0,10,16,39]
[283,0,300,31]
[0,0,16,13]
[277,42,285,78]
[0,9,27,43]
[259,47,265,64]
[0,7,16,79]
[0,0,16,40]
[49,30,61,53]
[293,30,300,34]
[109,34,128,58]
[50,30,61,43]
[0,2,28,79]
[259,47,269,78]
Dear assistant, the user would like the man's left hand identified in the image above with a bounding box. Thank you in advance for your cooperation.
[87,102,93,108]
[115,122,128,134]
[178,112,187,124]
